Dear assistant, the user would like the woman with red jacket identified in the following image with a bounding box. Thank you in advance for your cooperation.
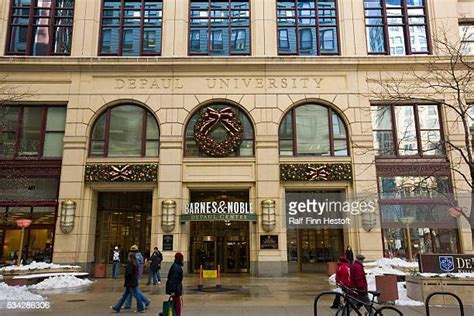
[330,257,351,309]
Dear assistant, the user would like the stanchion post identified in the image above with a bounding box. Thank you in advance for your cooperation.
[198,265,203,290]
[217,264,221,289]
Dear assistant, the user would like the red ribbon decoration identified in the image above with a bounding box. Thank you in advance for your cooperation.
[199,107,241,136]
[307,166,329,181]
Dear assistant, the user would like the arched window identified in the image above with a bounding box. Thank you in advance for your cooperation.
[279,104,348,156]
[185,103,254,157]
[89,104,159,157]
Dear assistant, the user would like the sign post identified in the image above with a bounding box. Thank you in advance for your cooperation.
[16,219,32,266]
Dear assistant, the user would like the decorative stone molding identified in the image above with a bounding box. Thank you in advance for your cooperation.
[280,163,352,182]
[85,164,158,182]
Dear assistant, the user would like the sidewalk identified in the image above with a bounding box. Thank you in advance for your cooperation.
[3,274,472,315]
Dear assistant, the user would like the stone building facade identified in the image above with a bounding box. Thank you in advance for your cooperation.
[0,0,473,276]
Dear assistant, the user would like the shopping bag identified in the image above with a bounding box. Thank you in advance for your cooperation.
[161,297,177,316]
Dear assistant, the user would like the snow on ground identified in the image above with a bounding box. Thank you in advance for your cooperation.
[13,272,89,279]
[364,258,418,269]
[395,282,424,306]
[0,283,45,301]
[418,272,474,278]
[29,275,92,290]
[0,261,80,273]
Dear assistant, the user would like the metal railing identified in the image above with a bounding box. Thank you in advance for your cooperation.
[425,291,464,316]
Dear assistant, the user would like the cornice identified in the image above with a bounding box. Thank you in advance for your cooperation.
[0,55,471,73]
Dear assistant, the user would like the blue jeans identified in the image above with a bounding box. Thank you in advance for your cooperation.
[113,287,144,312]
[112,261,120,279]
[147,270,160,284]
[124,287,150,309]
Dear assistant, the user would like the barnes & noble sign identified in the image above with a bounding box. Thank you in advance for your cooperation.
[181,201,257,222]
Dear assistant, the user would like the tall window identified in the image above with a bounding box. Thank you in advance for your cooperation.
[189,0,250,55]
[277,0,339,55]
[100,0,163,56]
[364,0,430,55]
[371,104,443,157]
[184,104,254,157]
[0,106,66,159]
[279,104,348,156]
[89,105,159,157]
[7,0,75,55]
[460,23,474,55]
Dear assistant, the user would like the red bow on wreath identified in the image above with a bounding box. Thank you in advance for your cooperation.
[200,107,241,135]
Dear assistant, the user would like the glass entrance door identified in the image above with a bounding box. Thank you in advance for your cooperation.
[191,239,217,272]
[224,237,248,273]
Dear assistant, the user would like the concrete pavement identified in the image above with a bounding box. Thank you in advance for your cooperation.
[2,274,472,315]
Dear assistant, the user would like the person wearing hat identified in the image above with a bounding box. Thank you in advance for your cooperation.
[166,252,184,316]
[350,254,373,314]
[110,252,145,313]
[112,245,121,279]
[124,245,150,310]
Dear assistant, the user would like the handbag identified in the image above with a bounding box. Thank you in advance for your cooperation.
[161,296,177,316]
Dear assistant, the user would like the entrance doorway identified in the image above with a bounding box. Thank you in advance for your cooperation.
[94,192,152,264]
[190,221,249,273]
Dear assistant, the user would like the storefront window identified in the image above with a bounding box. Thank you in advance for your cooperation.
[279,104,348,156]
[89,104,159,157]
[0,106,66,159]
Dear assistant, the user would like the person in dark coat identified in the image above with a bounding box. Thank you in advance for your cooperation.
[146,247,163,285]
[350,254,373,315]
[330,257,351,309]
[110,252,145,313]
[166,252,184,316]
[345,245,354,264]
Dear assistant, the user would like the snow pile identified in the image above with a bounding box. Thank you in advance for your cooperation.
[29,275,93,290]
[365,258,418,270]
[0,283,45,301]
[0,261,80,273]
[395,282,424,306]
[418,272,474,278]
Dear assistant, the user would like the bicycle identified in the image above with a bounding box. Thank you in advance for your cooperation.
[335,283,380,316]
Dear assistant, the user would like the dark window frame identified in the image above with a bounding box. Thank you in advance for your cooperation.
[88,104,160,158]
[6,0,75,56]
[188,0,251,56]
[0,105,66,161]
[278,103,350,157]
[276,0,341,56]
[183,103,255,157]
[372,104,445,159]
[364,0,432,56]
[98,0,163,56]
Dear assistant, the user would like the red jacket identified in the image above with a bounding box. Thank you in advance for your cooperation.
[335,262,351,287]
[350,260,368,295]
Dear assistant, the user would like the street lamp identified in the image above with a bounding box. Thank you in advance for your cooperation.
[261,200,276,232]
[399,216,415,261]
[60,200,76,234]
[161,200,176,232]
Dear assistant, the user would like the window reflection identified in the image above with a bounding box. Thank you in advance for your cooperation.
[279,104,348,157]
[277,0,339,55]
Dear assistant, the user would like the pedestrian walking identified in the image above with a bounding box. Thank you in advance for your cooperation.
[147,247,163,285]
[112,246,121,279]
[124,245,150,310]
[345,245,354,264]
[330,257,351,309]
[110,252,145,313]
[350,254,373,315]
[166,252,184,316]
